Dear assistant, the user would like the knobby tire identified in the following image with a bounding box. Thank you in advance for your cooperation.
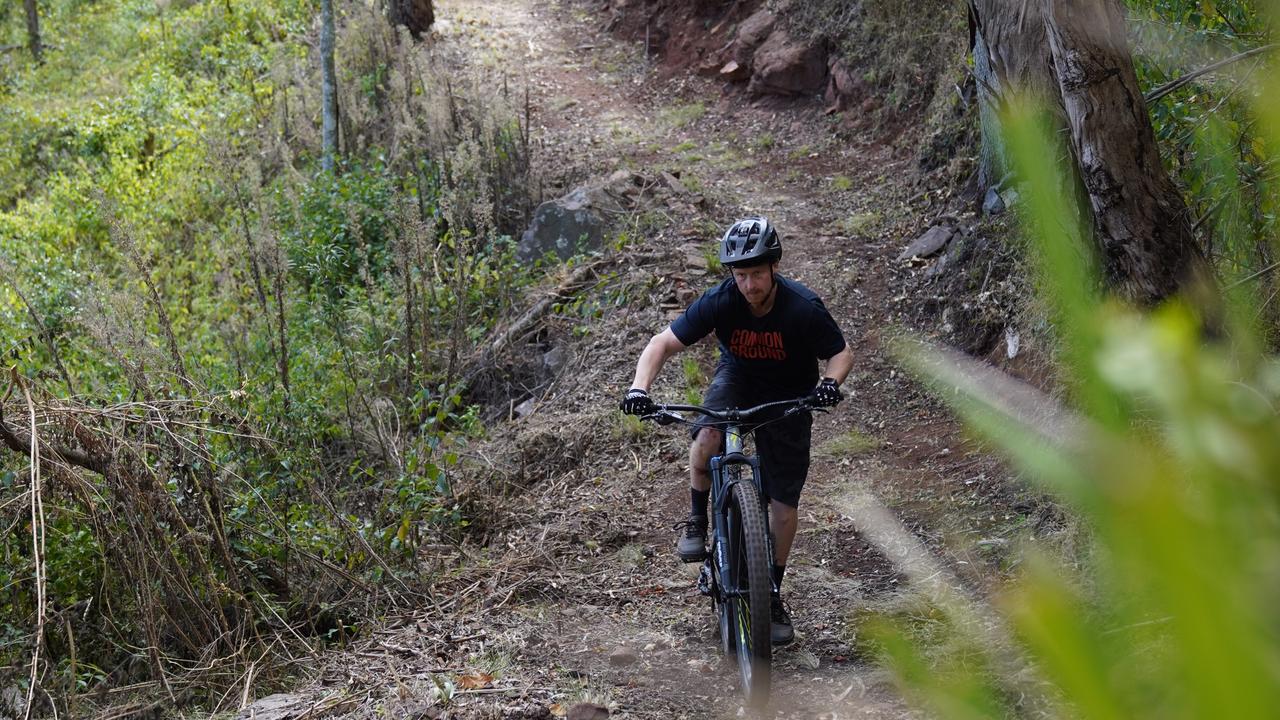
[726,476,772,707]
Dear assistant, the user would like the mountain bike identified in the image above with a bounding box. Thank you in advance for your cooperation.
[641,397,815,708]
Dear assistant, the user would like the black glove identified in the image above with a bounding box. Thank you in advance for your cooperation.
[620,387,657,416]
[809,378,843,408]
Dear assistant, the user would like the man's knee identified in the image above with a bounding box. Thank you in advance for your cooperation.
[690,429,722,468]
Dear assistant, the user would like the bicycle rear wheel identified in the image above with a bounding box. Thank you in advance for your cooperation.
[724,476,772,707]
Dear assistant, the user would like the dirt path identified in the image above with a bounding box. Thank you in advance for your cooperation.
[276,2,1026,719]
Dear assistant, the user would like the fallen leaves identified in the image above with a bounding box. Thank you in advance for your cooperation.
[455,671,495,690]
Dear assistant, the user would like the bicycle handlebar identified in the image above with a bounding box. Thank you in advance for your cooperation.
[641,396,815,426]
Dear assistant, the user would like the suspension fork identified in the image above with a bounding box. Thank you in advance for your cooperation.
[710,422,772,600]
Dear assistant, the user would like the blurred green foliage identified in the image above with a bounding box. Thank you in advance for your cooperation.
[882,35,1280,720]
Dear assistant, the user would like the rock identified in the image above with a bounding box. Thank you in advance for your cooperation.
[236,693,308,720]
[387,0,434,39]
[729,9,777,70]
[982,187,1006,216]
[608,646,638,666]
[897,225,954,261]
[567,703,610,720]
[674,281,699,306]
[517,171,642,262]
[518,189,608,262]
[660,171,687,195]
[748,29,827,97]
[719,59,749,81]
[697,55,725,76]
[794,649,821,671]
[824,57,867,112]
[685,252,709,270]
[505,703,554,720]
[514,398,536,418]
[542,346,569,374]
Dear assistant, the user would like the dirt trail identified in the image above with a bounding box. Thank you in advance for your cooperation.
[287,2,1026,718]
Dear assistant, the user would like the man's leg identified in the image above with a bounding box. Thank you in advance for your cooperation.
[677,427,721,561]
[765,497,800,646]
[756,414,811,647]
[769,499,798,569]
[690,428,719,494]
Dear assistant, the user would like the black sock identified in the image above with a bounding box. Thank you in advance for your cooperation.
[690,488,710,522]
[772,564,786,593]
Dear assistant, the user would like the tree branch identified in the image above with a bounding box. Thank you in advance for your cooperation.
[1145,44,1278,105]
[0,381,111,477]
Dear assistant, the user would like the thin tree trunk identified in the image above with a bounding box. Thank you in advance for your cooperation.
[232,181,270,315]
[24,0,42,64]
[1044,0,1205,303]
[272,248,292,413]
[969,0,1058,188]
[320,0,337,172]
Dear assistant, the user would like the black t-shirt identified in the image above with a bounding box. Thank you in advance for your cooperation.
[670,274,847,397]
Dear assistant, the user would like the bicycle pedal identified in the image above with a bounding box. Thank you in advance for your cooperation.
[679,549,708,563]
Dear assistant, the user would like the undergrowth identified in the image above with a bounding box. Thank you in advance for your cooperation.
[0,0,540,713]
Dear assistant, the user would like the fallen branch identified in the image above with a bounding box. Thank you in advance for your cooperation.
[0,373,110,476]
[472,260,606,365]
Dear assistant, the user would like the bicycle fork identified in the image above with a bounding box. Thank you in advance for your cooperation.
[703,452,774,603]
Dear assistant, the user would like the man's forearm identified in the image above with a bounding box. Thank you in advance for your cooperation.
[822,345,855,385]
[630,329,684,390]
[630,342,667,390]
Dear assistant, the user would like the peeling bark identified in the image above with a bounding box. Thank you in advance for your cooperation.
[1045,0,1204,303]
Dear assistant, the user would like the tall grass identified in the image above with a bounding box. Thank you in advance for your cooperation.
[877,24,1280,720]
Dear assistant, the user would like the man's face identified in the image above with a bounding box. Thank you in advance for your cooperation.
[731,263,776,306]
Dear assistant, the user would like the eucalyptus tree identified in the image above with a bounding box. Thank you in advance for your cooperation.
[969,0,1207,304]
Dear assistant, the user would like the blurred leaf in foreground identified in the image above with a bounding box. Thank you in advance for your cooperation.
[878,70,1280,720]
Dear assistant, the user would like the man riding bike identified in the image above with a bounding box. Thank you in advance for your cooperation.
[620,216,854,645]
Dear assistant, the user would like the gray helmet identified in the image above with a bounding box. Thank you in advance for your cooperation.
[719,216,781,268]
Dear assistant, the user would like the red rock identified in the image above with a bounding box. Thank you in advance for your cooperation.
[748,29,827,97]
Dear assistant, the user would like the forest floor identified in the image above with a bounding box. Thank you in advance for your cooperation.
[246,1,1048,718]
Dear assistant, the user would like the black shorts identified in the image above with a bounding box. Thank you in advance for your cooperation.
[691,372,813,508]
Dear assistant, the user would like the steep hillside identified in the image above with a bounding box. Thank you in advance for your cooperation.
[228,1,1053,719]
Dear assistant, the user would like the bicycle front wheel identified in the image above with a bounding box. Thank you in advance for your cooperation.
[725,478,772,707]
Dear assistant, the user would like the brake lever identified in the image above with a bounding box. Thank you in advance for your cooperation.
[655,410,683,426]
[784,404,822,417]
[641,409,684,426]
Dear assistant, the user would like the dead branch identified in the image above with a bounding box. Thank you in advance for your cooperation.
[476,260,606,362]
[1145,44,1278,105]
[1,375,111,476]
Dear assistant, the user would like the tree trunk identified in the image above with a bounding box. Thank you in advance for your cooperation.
[320,0,338,172]
[1044,0,1204,304]
[24,0,43,63]
[968,0,1058,188]
[388,0,434,39]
